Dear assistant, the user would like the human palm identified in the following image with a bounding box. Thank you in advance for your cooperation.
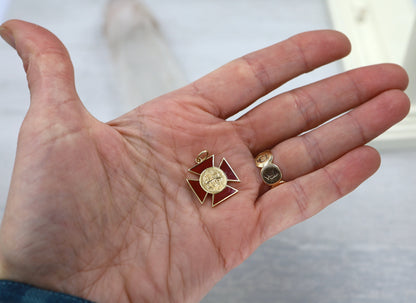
[0,20,410,303]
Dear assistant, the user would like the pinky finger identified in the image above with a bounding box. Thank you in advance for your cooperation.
[255,145,380,241]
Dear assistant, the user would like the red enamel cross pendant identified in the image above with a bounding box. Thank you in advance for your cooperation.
[186,150,240,207]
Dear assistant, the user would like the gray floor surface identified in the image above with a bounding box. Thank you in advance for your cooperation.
[0,1,415,302]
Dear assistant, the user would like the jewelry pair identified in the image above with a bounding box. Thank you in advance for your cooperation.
[186,150,284,207]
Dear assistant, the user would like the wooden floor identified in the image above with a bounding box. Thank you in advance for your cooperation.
[1,1,415,302]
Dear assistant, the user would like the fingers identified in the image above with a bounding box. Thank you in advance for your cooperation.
[253,84,409,240]
[255,146,381,240]
[0,20,80,110]
[184,30,351,119]
[235,64,409,153]
[273,89,410,181]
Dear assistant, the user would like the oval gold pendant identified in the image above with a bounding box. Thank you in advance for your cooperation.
[261,163,282,186]
[255,150,284,187]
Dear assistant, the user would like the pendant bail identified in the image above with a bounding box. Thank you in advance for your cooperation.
[195,150,209,164]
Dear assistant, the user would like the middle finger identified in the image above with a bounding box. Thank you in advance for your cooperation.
[234,64,408,154]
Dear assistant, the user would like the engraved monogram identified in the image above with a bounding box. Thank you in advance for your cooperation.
[261,164,282,185]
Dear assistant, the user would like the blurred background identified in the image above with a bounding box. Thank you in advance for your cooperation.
[0,0,415,302]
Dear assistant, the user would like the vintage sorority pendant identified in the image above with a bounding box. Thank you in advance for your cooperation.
[186,150,240,207]
[255,150,284,187]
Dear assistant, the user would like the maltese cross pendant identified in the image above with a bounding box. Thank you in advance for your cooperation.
[186,150,240,207]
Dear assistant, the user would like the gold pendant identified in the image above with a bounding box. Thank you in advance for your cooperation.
[255,150,284,187]
[186,150,240,207]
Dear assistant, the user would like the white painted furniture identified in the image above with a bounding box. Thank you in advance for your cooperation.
[327,0,416,148]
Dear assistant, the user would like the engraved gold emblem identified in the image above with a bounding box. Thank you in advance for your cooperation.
[187,150,240,207]
[255,151,274,168]
[200,167,228,194]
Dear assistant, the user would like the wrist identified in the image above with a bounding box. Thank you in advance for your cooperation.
[0,280,95,303]
[0,256,8,280]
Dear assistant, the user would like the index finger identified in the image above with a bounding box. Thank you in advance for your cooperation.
[183,30,351,119]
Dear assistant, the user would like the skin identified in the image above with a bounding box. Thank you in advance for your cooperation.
[0,20,410,303]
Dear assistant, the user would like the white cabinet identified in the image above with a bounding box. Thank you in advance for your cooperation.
[327,0,416,148]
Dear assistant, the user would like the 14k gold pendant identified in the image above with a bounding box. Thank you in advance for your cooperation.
[186,150,240,207]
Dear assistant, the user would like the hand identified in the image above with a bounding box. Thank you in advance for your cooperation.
[0,20,409,303]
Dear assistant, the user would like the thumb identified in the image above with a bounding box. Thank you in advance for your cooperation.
[0,20,82,111]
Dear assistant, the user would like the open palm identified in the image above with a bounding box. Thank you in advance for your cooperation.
[0,20,409,303]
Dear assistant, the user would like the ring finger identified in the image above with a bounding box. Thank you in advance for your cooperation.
[265,89,409,182]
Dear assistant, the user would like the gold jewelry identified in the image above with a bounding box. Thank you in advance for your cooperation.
[255,150,284,187]
[187,150,240,207]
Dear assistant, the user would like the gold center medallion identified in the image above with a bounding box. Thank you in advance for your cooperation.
[199,167,228,194]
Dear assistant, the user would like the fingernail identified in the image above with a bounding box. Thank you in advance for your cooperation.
[0,26,16,49]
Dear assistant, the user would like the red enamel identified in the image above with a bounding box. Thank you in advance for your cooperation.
[219,158,239,182]
[187,179,208,204]
[189,156,214,175]
[212,185,238,207]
